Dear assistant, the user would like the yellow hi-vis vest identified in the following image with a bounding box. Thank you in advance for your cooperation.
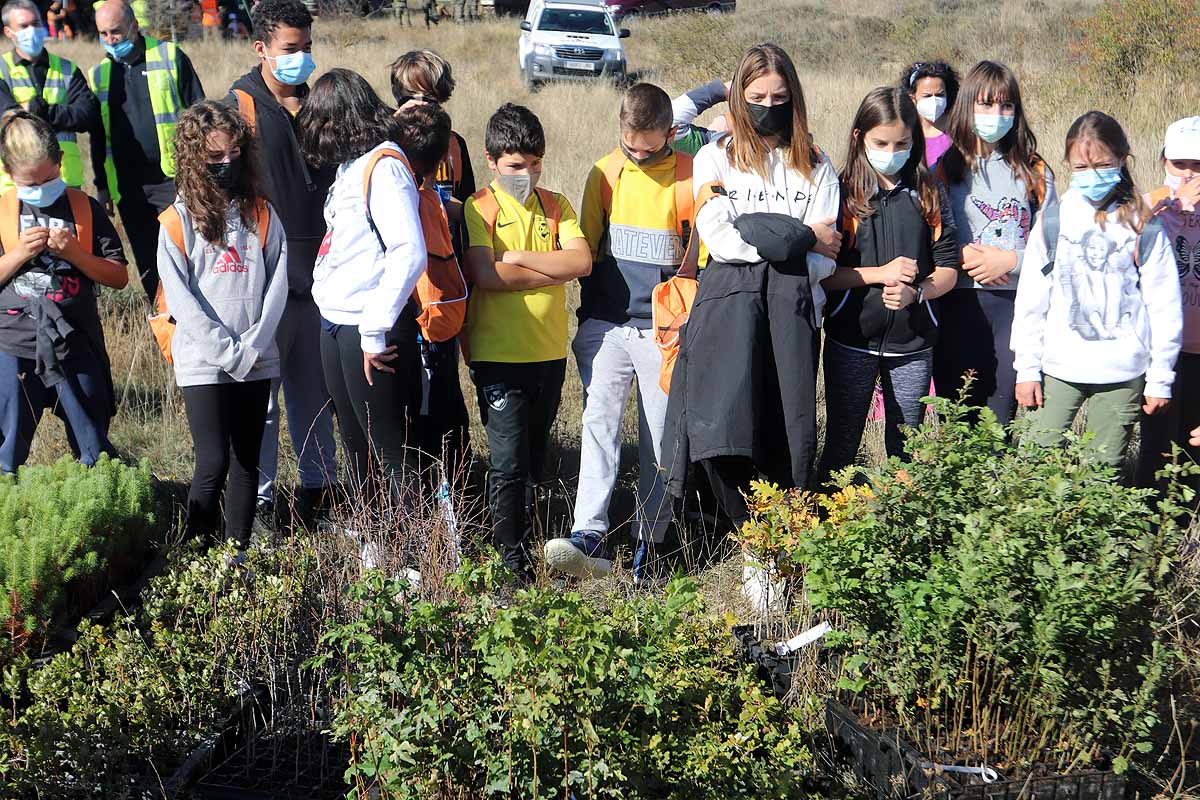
[88,36,181,205]
[131,0,150,28]
[0,51,83,194]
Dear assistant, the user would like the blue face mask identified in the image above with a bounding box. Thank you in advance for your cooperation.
[1071,167,1123,203]
[268,51,315,87]
[15,26,45,57]
[973,112,1015,144]
[103,36,135,60]
[17,176,66,208]
[865,147,911,177]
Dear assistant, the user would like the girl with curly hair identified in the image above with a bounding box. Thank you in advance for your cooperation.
[157,100,289,548]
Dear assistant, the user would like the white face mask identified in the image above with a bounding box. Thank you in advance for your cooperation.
[916,95,947,124]
[1165,171,1183,191]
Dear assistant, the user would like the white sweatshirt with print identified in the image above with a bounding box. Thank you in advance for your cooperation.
[692,139,840,319]
[1011,188,1182,398]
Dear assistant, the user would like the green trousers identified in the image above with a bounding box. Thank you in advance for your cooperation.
[1028,374,1144,468]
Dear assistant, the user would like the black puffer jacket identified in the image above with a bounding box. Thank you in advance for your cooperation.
[663,212,820,497]
[824,183,959,354]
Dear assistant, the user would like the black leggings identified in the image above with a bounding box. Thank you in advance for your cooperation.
[320,316,421,504]
[181,380,272,547]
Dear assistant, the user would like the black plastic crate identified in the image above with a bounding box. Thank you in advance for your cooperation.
[194,729,350,800]
[825,700,1128,800]
[731,623,802,698]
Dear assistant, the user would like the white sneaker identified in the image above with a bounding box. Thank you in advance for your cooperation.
[544,533,612,579]
[742,561,784,614]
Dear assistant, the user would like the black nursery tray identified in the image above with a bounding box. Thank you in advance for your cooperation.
[731,623,804,698]
[194,729,351,800]
[824,699,1128,800]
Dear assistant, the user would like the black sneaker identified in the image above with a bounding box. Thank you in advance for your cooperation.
[253,500,276,535]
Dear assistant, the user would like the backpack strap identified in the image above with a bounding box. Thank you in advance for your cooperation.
[0,189,19,256]
[0,189,95,256]
[599,148,625,217]
[234,89,256,135]
[535,187,561,243]
[600,149,694,243]
[470,186,501,241]
[254,198,270,249]
[156,205,187,315]
[677,180,725,279]
[471,185,562,246]
[362,147,414,251]
[65,189,93,255]
[840,202,860,251]
[674,151,694,242]
[1039,199,1061,276]
[1030,157,1047,211]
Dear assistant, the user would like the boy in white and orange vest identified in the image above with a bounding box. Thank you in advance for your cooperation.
[544,83,697,582]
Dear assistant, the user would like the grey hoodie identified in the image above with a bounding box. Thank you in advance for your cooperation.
[946,150,1057,290]
[157,200,289,387]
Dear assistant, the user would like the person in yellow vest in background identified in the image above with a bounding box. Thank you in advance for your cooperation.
[88,0,203,298]
[0,0,98,195]
[129,0,148,28]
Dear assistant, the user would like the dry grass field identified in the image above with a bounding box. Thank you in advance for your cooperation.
[23,0,1200,543]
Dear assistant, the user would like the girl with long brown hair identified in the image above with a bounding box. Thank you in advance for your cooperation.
[157,100,289,549]
[932,60,1055,426]
[662,42,840,612]
[817,86,959,483]
[1013,111,1179,469]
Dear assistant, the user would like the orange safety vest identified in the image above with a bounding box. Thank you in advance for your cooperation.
[363,148,470,343]
[0,188,92,256]
[201,0,221,26]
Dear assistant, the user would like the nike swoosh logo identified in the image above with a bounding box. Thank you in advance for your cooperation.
[497,220,515,228]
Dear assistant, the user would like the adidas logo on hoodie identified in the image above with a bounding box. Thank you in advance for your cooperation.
[212,246,249,274]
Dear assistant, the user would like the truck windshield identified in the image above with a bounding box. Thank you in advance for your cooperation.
[537,8,614,34]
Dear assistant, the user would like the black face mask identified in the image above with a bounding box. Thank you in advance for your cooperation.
[207,157,241,190]
[747,101,793,139]
[620,141,672,168]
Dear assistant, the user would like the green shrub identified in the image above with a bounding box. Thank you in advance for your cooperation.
[316,562,819,799]
[1073,0,1200,86]
[0,455,156,645]
[747,396,1185,772]
[1,541,326,798]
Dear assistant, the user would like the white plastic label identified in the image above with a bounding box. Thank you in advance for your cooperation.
[774,621,832,656]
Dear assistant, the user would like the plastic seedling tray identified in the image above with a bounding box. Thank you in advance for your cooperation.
[194,729,350,800]
[825,700,1128,800]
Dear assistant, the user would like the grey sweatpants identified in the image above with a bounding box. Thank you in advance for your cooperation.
[818,339,931,483]
[570,318,671,544]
